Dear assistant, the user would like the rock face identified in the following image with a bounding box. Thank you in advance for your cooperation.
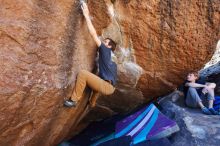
[200,40,220,77]
[0,0,220,145]
[108,0,220,98]
[160,97,220,146]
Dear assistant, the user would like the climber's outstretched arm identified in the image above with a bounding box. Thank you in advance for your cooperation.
[81,2,101,47]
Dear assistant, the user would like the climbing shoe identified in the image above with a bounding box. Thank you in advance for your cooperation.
[209,108,220,115]
[201,107,212,115]
[64,99,77,107]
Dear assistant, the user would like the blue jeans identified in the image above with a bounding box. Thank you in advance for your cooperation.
[186,87,214,108]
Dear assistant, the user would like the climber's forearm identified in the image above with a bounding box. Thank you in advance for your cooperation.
[84,16,96,35]
[185,83,206,88]
[82,2,101,47]
[84,16,101,46]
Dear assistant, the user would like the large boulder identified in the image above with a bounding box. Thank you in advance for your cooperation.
[0,0,219,145]
[107,0,220,98]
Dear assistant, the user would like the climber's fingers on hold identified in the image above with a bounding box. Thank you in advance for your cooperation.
[81,2,89,16]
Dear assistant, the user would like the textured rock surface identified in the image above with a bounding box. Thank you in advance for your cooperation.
[204,40,220,68]
[0,0,220,146]
[160,96,220,146]
[201,40,220,77]
[107,0,220,98]
[0,1,98,145]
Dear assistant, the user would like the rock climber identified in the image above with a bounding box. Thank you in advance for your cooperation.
[64,2,117,107]
[182,71,219,115]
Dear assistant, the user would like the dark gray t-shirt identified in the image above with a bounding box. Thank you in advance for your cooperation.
[98,43,117,86]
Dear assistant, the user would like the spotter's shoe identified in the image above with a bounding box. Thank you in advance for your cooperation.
[209,108,220,115]
[201,107,212,115]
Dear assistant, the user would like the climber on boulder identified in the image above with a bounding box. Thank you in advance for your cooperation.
[64,2,117,108]
[183,71,219,115]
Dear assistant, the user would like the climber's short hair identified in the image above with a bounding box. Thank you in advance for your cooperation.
[105,38,116,52]
[188,71,199,79]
